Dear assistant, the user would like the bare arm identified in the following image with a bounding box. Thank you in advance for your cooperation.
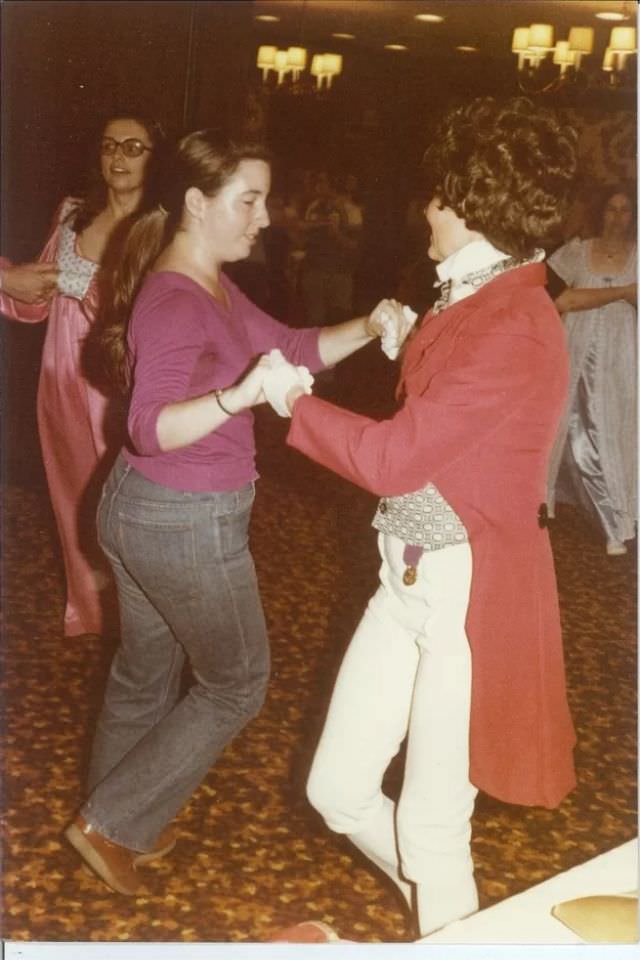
[555,284,636,314]
[317,297,414,367]
[155,356,270,452]
[317,314,375,366]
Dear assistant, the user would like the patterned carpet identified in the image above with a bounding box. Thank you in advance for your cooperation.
[1,349,637,944]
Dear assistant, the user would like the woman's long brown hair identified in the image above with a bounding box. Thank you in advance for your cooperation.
[99,130,270,393]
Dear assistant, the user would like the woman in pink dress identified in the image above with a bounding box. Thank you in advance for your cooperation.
[0,115,163,638]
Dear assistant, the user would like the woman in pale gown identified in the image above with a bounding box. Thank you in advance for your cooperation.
[0,115,163,636]
[546,184,637,555]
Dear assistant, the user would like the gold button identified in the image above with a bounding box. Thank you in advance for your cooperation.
[379,500,387,514]
[403,566,417,586]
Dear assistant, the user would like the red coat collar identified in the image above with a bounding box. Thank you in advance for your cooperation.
[399,262,549,398]
[437,261,548,316]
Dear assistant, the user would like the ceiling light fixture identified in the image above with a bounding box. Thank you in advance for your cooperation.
[415,14,444,23]
[385,43,409,51]
[257,45,277,81]
[257,45,309,84]
[255,14,280,22]
[332,32,355,40]
[511,18,636,90]
[256,0,345,93]
[256,47,344,90]
[595,12,627,21]
[310,53,343,88]
[606,24,638,71]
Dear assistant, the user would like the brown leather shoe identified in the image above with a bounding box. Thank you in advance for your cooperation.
[79,823,178,878]
[65,815,139,895]
[134,825,178,866]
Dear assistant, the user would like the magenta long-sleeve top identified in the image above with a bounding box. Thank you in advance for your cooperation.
[124,270,323,492]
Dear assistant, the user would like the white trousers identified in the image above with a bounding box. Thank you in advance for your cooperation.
[307,535,478,934]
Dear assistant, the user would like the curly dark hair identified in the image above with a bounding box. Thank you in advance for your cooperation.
[423,97,578,258]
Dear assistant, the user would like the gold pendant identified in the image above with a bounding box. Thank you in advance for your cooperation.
[403,566,417,586]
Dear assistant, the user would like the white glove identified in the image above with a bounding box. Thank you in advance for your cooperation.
[263,349,314,417]
[380,304,418,360]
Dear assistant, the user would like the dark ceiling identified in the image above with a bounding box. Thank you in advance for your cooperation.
[250,0,636,63]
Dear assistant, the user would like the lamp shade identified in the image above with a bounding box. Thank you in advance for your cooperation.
[512,27,530,52]
[528,23,554,50]
[274,49,289,70]
[553,41,576,66]
[568,26,594,54]
[287,46,307,69]
[256,45,277,68]
[310,54,326,76]
[323,53,343,76]
[609,26,636,52]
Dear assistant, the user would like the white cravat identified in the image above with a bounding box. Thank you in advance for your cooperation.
[435,239,511,306]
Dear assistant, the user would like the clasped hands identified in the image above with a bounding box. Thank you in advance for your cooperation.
[231,298,417,418]
[366,298,418,359]
[227,350,314,419]
[263,349,315,417]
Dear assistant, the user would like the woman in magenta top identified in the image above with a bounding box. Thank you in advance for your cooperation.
[0,115,163,637]
[285,98,578,937]
[65,129,396,896]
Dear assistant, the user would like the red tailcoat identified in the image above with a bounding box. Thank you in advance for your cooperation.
[288,263,576,809]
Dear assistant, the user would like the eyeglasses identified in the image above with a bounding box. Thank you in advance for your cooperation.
[101,137,153,158]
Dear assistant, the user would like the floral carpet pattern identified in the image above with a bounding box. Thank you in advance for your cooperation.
[1,369,637,944]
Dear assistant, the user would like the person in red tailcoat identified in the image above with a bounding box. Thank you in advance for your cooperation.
[284,98,578,938]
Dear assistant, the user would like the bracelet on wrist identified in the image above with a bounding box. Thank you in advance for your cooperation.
[214,389,234,417]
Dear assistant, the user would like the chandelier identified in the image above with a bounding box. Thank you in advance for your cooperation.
[512,21,637,90]
[256,45,343,90]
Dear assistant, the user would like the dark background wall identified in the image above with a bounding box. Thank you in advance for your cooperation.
[0,1,635,487]
[1,1,257,258]
[4,0,634,260]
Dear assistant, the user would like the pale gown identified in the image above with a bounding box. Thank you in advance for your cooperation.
[546,237,637,544]
[1,198,118,636]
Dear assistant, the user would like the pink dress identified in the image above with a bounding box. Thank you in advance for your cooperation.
[1,198,117,637]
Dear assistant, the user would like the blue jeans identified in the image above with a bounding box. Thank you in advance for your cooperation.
[82,456,269,852]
